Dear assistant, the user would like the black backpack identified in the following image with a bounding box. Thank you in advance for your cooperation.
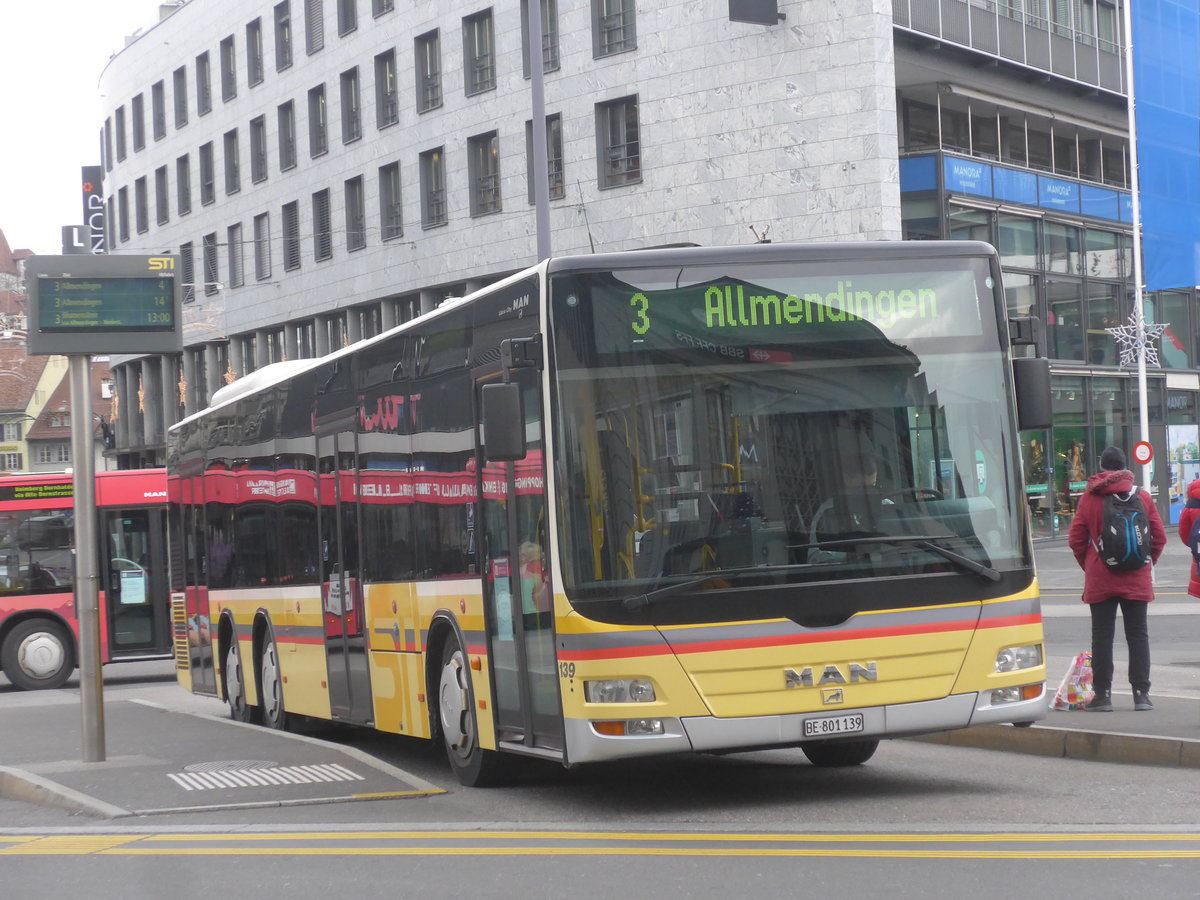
[1095,489,1151,571]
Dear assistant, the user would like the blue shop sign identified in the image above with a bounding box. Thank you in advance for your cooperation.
[899,155,938,192]
[1081,184,1119,221]
[1039,176,1080,213]
[992,166,1038,205]
[944,157,992,196]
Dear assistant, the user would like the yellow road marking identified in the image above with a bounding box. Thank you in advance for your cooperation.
[0,835,147,855]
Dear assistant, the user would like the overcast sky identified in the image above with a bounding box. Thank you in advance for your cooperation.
[0,0,160,255]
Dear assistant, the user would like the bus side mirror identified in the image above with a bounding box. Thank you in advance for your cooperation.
[1012,356,1052,432]
[482,382,526,461]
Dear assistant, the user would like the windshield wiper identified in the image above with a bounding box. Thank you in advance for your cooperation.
[790,534,1001,583]
[622,563,812,610]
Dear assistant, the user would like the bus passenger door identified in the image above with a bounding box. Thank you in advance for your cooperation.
[478,368,563,754]
[103,506,171,657]
[317,424,373,724]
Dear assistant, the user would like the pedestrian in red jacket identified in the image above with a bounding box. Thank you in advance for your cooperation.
[1066,446,1165,712]
[1176,476,1200,599]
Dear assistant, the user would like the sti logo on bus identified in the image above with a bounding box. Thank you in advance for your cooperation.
[784,662,877,688]
[148,257,175,271]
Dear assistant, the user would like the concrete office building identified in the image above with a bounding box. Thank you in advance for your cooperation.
[97,0,1186,538]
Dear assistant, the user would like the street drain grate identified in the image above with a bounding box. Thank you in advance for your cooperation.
[168,762,365,791]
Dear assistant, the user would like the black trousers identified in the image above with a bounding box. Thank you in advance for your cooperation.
[1089,597,1151,695]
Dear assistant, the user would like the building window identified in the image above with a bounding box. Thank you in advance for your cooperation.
[521,0,560,76]
[593,0,636,57]
[224,129,240,195]
[526,113,564,202]
[282,200,301,270]
[305,0,324,55]
[247,18,265,86]
[308,84,328,157]
[340,67,361,143]
[0,423,21,441]
[2,453,23,471]
[134,177,149,234]
[345,176,365,251]
[103,118,113,172]
[375,49,398,127]
[219,35,237,102]
[337,0,356,35]
[49,413,72,428]
[196,51,212,115]
[37,444,71,465]
[313,188,333,261]
[275,1,293,70]
[596,95,641,188]
[118,186,130,243]
[463,11,495,95]
[468,131,501,216]
[278,100,297,169]
[115,105,127,161]
[181,241,195,302]
[176,154,192,216]
[173,66,188,128]
[373,0,393,15]
[203,232,219,294]
[250,115,268,183]
[379,161,402,241]
[155,166,170,225]
[106,195,115,247]
[420,147,447,228]
[199,141,216,205]
[228,223,245,287]
[415,30,441,112]
[131,94,146,152]
[151,80,166,140]
[254,212,272,280]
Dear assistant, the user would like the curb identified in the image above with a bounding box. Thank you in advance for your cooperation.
[0,766,133,819]
[912,724,1200,769]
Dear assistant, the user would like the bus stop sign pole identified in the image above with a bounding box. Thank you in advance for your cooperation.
[70,354,104,762]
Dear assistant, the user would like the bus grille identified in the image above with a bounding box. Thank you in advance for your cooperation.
[171,595,190,671]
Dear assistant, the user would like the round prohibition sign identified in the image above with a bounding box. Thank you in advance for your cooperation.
[1132,440,1153,466]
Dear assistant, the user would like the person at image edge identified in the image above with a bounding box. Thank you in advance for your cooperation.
[1066,445,1164,712]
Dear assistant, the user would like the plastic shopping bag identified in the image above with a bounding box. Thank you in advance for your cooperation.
[1050,651,1094,710]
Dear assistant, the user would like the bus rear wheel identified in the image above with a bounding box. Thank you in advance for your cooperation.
[259,629,290,731]
[225,639,258,723]
[800,738,880,767]
[1,618,75,691]
[437,635,514,787]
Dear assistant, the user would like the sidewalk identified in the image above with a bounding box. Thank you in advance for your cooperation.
[920,534,1200,767]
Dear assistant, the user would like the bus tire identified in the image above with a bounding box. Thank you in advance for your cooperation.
[1,618,75,691]
[259,627,290,731]
[437,635,514,787]
[800,738,879,767]
[225,637,258,724]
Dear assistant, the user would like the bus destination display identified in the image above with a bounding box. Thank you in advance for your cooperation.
[38,276,176,332]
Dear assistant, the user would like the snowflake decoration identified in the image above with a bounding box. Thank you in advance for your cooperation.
[1106,309,1166,369]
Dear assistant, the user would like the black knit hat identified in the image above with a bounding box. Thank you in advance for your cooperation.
[1099,446,1126,471]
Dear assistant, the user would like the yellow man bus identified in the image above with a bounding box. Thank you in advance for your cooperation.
[168,242,1051,785]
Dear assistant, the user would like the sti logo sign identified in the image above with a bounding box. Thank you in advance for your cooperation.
[81,165,105,254]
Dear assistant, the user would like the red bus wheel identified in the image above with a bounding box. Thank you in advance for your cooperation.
[1,618,75,691]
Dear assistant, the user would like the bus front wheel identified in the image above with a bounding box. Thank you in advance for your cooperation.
[800,738,880,767]
[1,618,75,691]
[437,635,514,787]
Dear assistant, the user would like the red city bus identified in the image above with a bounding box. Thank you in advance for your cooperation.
[0,469,172,690]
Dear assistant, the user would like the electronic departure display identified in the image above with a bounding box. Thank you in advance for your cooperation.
[25,254,182,355]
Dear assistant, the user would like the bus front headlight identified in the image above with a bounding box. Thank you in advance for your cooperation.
[995,644,1042,673]
[585,679,656,703]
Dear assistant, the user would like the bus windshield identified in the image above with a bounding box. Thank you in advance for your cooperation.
[549,254,1029,622]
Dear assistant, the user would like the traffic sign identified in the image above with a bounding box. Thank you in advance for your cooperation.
[1132,440,1153,465]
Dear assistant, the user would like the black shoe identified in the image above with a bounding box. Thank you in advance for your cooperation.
[1086,692,1113,712]
[1133,691,1154,711]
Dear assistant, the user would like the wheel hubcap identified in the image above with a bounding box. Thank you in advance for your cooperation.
[262,643,281,722]
[18,632,65,681]
[227,644,244,712]
[439,651,471,757]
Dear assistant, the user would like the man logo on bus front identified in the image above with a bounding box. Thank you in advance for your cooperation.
[784,662,878,689]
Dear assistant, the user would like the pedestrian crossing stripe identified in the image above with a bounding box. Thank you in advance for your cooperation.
[167,763,364,791]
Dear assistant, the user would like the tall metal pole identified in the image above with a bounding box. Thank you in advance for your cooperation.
[70,354,104,762]
[1121,0,1151,495]
[527,0,551,262]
